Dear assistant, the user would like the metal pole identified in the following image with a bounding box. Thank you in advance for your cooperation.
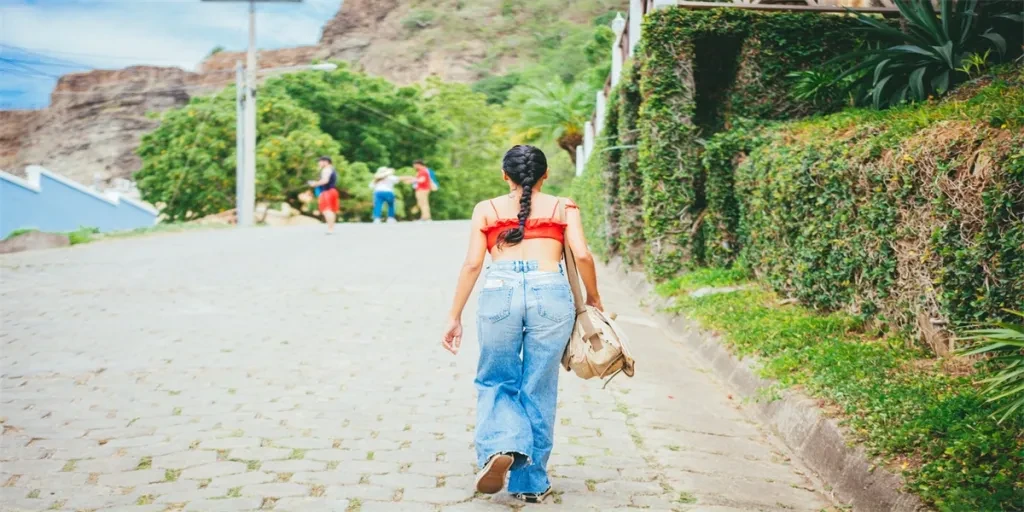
[235,60,245,226]
[241,0,258,227]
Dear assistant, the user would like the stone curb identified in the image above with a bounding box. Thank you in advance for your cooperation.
[607,257,929,512]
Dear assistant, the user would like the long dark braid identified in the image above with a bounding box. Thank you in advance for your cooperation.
[496,145,548,248]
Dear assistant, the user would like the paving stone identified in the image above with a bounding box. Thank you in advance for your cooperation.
[442,501,515,511]
[290,471,361,486]
[74,455,143,473]
[402,485,476,504]
[274,437,334,450]
[97,469,167,487]
[272,497,352,512]
[303,449,363,462]
[358,502,437,512]
[369,472,437,489]
[58,492,136,510]
[259,459,327,473]
[183,498,264,511]
[95,505,166,512]
[337,460,402,474]
[206,470,276,489]
[104,435,167,448]
[405,461,475,476]
[325,484,398,501]
[227,447,292,461]
[152,450,217,469]
[180,461,248,479]
[1,497,58,511]
[558,492,641,509]
[198,437,262,450]
[239,482,308,497]
[373,450,439,464]
[550,464,619,480]
[0,459,65,474]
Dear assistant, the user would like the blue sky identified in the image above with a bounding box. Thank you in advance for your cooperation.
[0,0,342,109]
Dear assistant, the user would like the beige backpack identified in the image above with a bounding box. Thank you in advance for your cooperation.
[557,198,636,386]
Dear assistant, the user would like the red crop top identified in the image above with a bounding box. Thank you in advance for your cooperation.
[481,200,577,251]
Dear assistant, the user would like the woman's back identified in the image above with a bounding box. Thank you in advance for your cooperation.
[482,192,568,264]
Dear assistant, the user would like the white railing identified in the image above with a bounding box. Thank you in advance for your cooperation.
[575,0,900,176]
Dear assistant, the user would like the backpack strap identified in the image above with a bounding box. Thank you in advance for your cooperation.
[557,198,597,337]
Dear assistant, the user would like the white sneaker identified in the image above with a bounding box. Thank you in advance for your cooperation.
[373,218,382,224]
[386,218,397,224]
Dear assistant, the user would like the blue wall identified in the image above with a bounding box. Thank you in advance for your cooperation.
[0,166,158,239]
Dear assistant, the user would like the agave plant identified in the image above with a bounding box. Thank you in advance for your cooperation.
[835,0,1022,108]
[962,310,1024,424]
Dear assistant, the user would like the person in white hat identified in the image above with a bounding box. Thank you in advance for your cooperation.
[369,167,415,223]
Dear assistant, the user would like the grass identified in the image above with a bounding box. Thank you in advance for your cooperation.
[136,456,152,470]
[660,268,1024,511]
[288,449,306,460]
[164,469,181,482]
[678,491,698,504]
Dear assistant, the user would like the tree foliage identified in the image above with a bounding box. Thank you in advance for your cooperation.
[136,91,336,222]
[261,64,446,172]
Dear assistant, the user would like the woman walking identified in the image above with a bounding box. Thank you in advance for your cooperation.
[369,167,414,223]
[442,145,603,502]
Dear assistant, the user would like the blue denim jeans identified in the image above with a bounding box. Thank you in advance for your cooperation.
[475,260,575,494]
[372,191,396,220]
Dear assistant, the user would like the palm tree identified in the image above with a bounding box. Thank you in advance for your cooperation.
[514,81,593,164]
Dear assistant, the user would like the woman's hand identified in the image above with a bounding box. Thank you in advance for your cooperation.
[586,294,604,312]
[442,318,462,355]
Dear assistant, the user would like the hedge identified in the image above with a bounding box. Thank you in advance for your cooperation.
[737,70,1024,343]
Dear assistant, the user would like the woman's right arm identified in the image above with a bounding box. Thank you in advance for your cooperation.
[442,203,489,354]
[563,201,602,311]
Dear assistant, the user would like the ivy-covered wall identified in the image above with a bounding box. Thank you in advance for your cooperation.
[571,4,1024,343]
[577,7,871,277]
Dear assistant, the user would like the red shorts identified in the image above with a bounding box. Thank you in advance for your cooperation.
[318,188,339,213]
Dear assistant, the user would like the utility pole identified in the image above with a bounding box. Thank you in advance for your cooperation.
[241,0,258,227]
[235,60,245,225]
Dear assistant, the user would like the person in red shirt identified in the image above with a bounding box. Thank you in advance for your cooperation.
[308,156,339,234]
[413,159,434,221]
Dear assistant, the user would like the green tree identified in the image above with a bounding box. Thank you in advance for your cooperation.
[260,63,447,171]
[136,91,336,221]
[417,79,510,220]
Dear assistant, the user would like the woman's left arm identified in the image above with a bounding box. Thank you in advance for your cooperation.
[442,203,489,354]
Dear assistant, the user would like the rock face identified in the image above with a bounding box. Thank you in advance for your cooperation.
[318,0,510,84]
[2,67,213,187]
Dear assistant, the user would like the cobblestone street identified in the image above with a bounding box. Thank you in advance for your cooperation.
[1,223,832,512]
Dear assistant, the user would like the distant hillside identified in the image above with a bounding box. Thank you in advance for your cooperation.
[0,0,625,187]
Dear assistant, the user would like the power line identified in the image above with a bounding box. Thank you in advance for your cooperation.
[0,60,61,79]
[0,43,193,66]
